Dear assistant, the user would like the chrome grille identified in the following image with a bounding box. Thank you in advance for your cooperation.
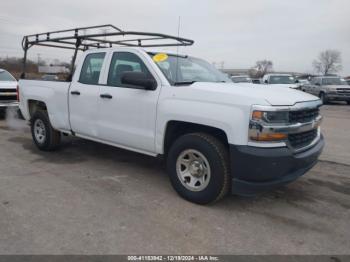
[288,129,318,149]
[289,108,319,123]
[0,88,17,102]
[336,88,350,96]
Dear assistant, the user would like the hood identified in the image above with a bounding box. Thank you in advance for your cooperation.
[182,82,319,106]
[267,83,299,89]
[0,81,17,89]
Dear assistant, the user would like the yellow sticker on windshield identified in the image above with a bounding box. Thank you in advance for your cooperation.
[153,53,168,63]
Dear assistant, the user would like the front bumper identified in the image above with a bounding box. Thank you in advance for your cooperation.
[0,101,19,109]
[327,94,350,101]
[230,135,324,196]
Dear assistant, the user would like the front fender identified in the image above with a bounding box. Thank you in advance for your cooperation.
[155,98,249,154]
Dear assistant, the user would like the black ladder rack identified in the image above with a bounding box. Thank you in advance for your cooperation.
[21,24,194,79]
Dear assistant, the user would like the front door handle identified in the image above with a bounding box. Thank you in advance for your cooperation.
[100,93,113,99]
[70,90,80,95]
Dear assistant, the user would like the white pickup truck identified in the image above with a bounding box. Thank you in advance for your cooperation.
[262,73,300,89]
[18,26,324,204]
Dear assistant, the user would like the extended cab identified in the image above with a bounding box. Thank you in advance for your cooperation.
[303,76,350,104]
[18,26,324,204]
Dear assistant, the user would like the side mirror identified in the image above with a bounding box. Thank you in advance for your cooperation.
[295,79,299,83]
[121,72,157,90]
[264,80,268,84]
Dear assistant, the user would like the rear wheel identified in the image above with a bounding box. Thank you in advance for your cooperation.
[31,111,61,151]
[166,133,230,204]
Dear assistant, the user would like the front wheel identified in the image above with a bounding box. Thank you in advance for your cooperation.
[166,133,230,204]
[31,111,61,151]
[319,92,328,104]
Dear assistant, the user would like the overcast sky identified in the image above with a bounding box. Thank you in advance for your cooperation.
[0,0,349,75]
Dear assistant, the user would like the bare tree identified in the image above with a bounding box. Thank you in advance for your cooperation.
[313,49,342,75]
[250,60,273,78]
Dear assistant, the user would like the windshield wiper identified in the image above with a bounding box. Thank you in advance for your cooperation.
[173,81,196,86]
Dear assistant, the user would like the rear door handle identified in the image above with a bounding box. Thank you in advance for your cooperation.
[100,93,113,99]
[70,90,80,95]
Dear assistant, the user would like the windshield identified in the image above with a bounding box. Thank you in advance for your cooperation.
[269,75,295,84]
[149,53,231,85]
[322,77,347,85]
[0,70,16,81]
[232,76,251,83]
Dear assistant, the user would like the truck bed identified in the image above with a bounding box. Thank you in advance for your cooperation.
[19,79,72,132]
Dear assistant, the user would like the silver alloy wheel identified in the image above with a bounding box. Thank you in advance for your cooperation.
[176,149,211,192]
[34,119,46,144]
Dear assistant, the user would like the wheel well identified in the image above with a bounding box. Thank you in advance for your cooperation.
[163,121,229,155]
[28,100,47,118]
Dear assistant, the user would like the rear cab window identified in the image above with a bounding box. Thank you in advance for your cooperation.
[79,52,106,85]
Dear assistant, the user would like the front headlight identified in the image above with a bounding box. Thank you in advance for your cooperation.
[249,108,289,142]
[252,110,289,124]
[326,88,337,94]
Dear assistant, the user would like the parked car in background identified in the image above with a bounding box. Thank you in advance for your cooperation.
[262,74,299,89]
[251,78,262,84]
[296,79,310,88]
[0,69,18,116]
[42,74,59,81]
[303,76,350,104]
[231,75,252,83]
[340,78,349,85]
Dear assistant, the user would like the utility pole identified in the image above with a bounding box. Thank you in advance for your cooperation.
[37,53,41,65]
[220,61,225,69]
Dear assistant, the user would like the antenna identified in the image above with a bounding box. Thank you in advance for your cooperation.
[175,16,181,83]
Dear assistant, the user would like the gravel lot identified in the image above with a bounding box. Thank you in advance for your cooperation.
[0,104,349,255]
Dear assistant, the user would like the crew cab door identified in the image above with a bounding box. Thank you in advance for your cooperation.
[97,51,160,154]
[69,52,106,138]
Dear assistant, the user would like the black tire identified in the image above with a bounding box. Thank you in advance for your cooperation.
[347,101,350,105]
[30,110,61,151]
[17,109,24,120]
[319,92,328,104]
[0,109,5,119]
[166,133,230,204]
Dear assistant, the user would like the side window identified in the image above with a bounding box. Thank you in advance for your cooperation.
[312,78,320,85]
[79,52,106,85]
[107,52,153,87]
[322,78,330,85]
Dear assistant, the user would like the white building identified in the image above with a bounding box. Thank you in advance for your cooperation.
[38,66,69,74]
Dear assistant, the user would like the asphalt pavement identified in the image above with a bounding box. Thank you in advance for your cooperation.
[0,104,349,254]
